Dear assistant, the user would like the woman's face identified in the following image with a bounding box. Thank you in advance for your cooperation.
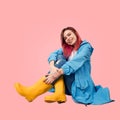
[63,30,77,45]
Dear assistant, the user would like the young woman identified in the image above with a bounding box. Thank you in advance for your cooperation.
[15,27,113,105]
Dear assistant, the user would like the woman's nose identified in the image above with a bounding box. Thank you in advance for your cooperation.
[66,37,70,41]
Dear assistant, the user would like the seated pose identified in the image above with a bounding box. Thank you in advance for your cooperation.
[14,27,113,105]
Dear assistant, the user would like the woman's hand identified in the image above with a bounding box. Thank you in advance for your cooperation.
[44,74,56,84]
[44,69,63,84]
[50,66,59,74]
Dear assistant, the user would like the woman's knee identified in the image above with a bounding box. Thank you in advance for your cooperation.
[55,55,66,68]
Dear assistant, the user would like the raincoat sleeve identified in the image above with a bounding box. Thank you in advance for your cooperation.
[48,48,63,63]
[61,43,94,75]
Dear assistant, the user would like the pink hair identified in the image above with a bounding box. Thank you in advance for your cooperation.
[60,27,82,58]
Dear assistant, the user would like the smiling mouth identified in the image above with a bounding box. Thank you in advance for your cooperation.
[67,38,73,42]
[67,42,72,44]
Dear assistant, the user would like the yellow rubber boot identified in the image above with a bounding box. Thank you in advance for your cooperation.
[44,76,66,103]
[14,76,53,102]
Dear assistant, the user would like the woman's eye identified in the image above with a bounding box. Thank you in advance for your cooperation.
[67,33,71,36]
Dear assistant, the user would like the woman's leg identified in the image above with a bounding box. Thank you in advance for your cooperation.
[44,55,67,103]
[44,76,66,103]
[14,76,53,102]
[14,55,66,102]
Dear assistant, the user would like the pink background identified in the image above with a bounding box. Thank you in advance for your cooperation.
[0,0,120,119]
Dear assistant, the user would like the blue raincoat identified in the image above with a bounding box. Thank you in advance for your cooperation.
[48,40,113,105]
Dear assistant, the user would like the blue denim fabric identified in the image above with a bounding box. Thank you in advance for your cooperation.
[54,55,66,68]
